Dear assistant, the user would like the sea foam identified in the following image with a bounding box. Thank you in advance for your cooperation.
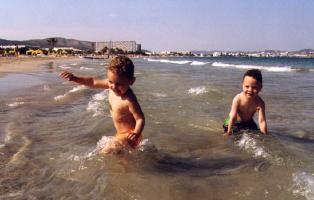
[146,58,191,65]
[7,102,25,108]
[79,67,93,70]
[292,171,314,200]
[95,135,118,152]
[54,85,87,101]
[188,86,208,95]
[95,136,156,154]
[151,92,168,98]
[58,64,71,69]
[211,62,294,72]
[190,61,209,66]
[86,90,108,117]
[236,133,270,159]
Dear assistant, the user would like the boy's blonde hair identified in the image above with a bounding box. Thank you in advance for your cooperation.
[108,56,134,80]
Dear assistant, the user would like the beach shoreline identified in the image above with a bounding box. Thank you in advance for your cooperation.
[0,56,81,75]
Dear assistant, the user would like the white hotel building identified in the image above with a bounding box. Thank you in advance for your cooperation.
[95,41,140,52]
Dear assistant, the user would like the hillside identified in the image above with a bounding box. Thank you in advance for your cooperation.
[0,37,94,51]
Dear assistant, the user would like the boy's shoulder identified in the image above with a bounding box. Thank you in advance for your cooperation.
[124,88,139,103]
[233,92,243,102]
[255,95,265,106]
[249,95,265,109]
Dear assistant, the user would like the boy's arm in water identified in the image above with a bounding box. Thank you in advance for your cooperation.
[59,71,109,89]
[226,95,239,135]
[126,93,145,146]
[258,100,267,134]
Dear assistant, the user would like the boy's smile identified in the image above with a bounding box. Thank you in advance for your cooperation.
[107,70,134,96]
[242,76,261,98]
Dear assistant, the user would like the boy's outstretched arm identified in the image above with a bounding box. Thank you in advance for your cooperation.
[227,96,239,135]
[258,102,267,134]
[59,71,109,89]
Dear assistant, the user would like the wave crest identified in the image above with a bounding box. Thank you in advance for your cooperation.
[147,58,191,65]
[54,85,87,101]
[190,61,209,66]
[212,62,294,72]
[86,90,108,117]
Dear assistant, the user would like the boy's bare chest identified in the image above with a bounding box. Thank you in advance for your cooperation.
[108,93,129,114]
[238,101,258,115]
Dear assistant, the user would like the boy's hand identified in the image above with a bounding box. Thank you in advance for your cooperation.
[224,131,233,136]
[60,71,76,81]
[127,132,141,148]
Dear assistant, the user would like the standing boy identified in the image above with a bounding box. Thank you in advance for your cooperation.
[60,56,145,153]
[223,69,267,135]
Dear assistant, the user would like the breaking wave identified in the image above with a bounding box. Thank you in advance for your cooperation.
[190,61,209,66]
[86,90,108,117]
[7,101,25,108]
[212,62,294,72]
[236,133,271,159]
[54,85,87,101]
[58,65,72,69]
[235,133,284,165]
[146,58,191,65]
[79,67,93,70]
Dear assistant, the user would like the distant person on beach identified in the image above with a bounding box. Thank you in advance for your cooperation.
[223,69,267,135]
[60,56,145,153]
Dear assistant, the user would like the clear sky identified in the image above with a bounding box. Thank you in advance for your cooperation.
[1,0,314,51]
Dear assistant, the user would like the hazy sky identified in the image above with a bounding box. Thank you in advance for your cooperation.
[1,0,314,51]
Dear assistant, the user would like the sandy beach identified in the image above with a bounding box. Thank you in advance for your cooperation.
[0,56,85,94]
[0,56,80,75]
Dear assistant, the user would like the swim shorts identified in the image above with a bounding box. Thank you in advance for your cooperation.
[223,116,258,133]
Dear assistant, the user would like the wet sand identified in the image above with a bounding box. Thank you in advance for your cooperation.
[0,56,79,76]
[0,56,84,95]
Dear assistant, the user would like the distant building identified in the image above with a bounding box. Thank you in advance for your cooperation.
[0,45,26,49]
[136,44,141,52]
[95,41,140,52]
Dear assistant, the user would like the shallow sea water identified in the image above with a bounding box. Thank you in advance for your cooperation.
[0,57,314,200]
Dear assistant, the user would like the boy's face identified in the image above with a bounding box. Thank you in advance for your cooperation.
[107,70,134,97]
[242,76,262,98]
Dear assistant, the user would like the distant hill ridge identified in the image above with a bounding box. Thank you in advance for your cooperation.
[0,37,94,51]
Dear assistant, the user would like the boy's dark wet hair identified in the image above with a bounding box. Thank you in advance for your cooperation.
[243,69,263,86]
[108,56,134,80]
